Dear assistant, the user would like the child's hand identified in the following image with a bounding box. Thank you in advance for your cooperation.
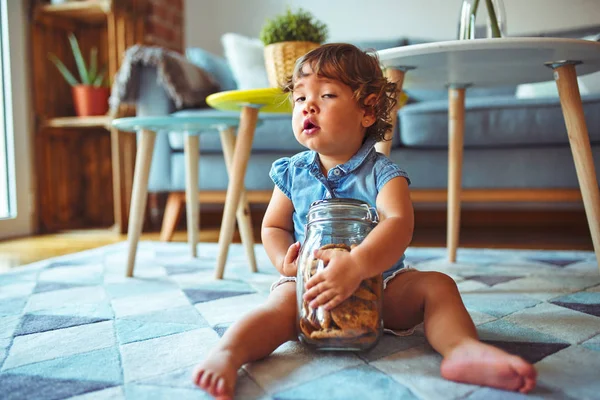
[303,249,365,310]
[281,241,300,276]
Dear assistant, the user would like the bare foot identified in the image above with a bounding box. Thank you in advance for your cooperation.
[192,349,240,399]
[440,338,537,393]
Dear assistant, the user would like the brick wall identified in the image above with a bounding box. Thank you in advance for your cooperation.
[145,0,184,53]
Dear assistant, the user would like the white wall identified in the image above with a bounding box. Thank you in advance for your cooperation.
[185,0,600,55]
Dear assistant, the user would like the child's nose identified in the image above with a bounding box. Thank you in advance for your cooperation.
[302,99,317,114]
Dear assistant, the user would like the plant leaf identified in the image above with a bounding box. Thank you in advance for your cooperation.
[68,33,90,85]
[485,0,502,37]
[259,7,327,45]
[92,65,106,87]
[89,47,98,81]
[48,53,79,86]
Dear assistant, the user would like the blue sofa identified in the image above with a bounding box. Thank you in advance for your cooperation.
[132,26,600,236]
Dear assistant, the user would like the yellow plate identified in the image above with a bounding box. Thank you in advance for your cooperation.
[206,88,408,113]
[206,88,292,113]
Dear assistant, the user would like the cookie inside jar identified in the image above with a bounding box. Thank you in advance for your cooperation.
[298,243,383,350]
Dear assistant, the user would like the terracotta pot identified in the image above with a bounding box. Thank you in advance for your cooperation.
[71,85,110,117]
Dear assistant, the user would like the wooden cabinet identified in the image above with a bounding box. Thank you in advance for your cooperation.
[30,0,146,232]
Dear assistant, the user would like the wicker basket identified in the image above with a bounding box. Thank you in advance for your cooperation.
[264,41,321,88]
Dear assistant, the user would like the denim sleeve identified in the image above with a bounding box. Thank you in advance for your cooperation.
[376,158,411,192]
[269,157,292,199]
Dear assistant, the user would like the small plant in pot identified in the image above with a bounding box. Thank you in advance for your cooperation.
[49,33,109,117]
[260,8,328,88]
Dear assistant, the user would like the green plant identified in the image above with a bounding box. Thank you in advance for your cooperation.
[49,33,107,87]
[260,8,328,45]
[462,0,502,38]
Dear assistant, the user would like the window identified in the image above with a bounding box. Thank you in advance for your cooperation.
[0,1,9,220]
[0,0,33,239]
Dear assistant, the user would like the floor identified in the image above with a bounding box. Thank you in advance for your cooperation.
[0,212,592,272]
[1,241,598,399]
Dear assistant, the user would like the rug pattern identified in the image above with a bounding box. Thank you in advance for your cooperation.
[0,242,599,400]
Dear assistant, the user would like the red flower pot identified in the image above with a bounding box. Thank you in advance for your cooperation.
[71,85,110,116]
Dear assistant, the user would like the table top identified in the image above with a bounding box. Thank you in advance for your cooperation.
[377,37,600,89]
[206,88,292,113]
[111,115,260,133]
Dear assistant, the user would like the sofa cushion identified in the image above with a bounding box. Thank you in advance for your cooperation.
[162,144,600,192]
[221,33,270,89]
[399,94,600,148]
[405,86,516,103]
[168,108,402,152]
[186,48,238,91]
[168,109,305,153]
[388,145,600,189]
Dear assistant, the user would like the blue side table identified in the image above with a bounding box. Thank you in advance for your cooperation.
[112,115,261,278]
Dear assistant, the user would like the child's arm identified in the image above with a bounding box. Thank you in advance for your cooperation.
[261,186,300,276]
[304,176,413,309]
[352,175,414,273]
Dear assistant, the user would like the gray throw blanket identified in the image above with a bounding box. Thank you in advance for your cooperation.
[109,45,219,114]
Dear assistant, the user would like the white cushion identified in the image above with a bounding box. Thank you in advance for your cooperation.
[515,79,590,99]
[515,34,599,99]
[221,33,269,90]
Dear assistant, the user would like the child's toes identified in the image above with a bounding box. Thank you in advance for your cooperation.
[216,377,226,395]
[192,369,204,387]
[200,371,213,390]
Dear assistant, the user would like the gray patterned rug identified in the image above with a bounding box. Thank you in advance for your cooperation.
[0,242,599,400]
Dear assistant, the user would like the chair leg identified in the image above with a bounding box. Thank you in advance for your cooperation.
[219,127,258,273]
[184,134,200,258]
[160,193,184,242]
[126,129,156,278]
[216,109,259,279]
[554,64,600,269]
[447,87,466,263]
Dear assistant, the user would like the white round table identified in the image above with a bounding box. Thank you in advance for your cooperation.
[376,38,600,266]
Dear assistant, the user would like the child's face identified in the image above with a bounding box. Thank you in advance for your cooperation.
[291,65,370,159]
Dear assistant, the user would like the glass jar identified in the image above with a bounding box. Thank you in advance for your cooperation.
[458,0,506,40]
[296,198,383,351]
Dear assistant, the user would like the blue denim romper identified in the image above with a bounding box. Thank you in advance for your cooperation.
[269,136,411,278]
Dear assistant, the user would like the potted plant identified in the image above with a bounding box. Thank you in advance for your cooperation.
[259,8,328,88]
[49,33,109,116]
[458,0,505,39]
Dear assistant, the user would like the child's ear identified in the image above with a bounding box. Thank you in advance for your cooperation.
[362,94,377,128]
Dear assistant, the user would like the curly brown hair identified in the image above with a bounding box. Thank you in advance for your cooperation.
[282,43,398,142]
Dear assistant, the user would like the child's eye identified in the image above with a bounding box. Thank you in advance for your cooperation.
[322,94,336,98]
[294,96,306,103]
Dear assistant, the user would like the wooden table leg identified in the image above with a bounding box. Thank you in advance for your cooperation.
[219,127,258,273]
[110,128,123,233]
[159,193,184,242]
[375,69,406,157]
[126,129,156,277]
[215,107,259,279]
[447,87,466,263]
[554,64,600,269]
[184,134,200,258]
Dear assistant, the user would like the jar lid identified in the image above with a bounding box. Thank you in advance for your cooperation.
[307,198,379,225]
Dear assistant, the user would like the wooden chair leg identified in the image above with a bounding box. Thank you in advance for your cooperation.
[447,87,466,263]
[126,129,156,277]
[554,64,600,269]
[184,134,200,258]
[160,193,184,242]
[219,127,258,273]
[216,107,259,279]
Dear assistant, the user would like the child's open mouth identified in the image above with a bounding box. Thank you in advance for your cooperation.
[303,119,320,135]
